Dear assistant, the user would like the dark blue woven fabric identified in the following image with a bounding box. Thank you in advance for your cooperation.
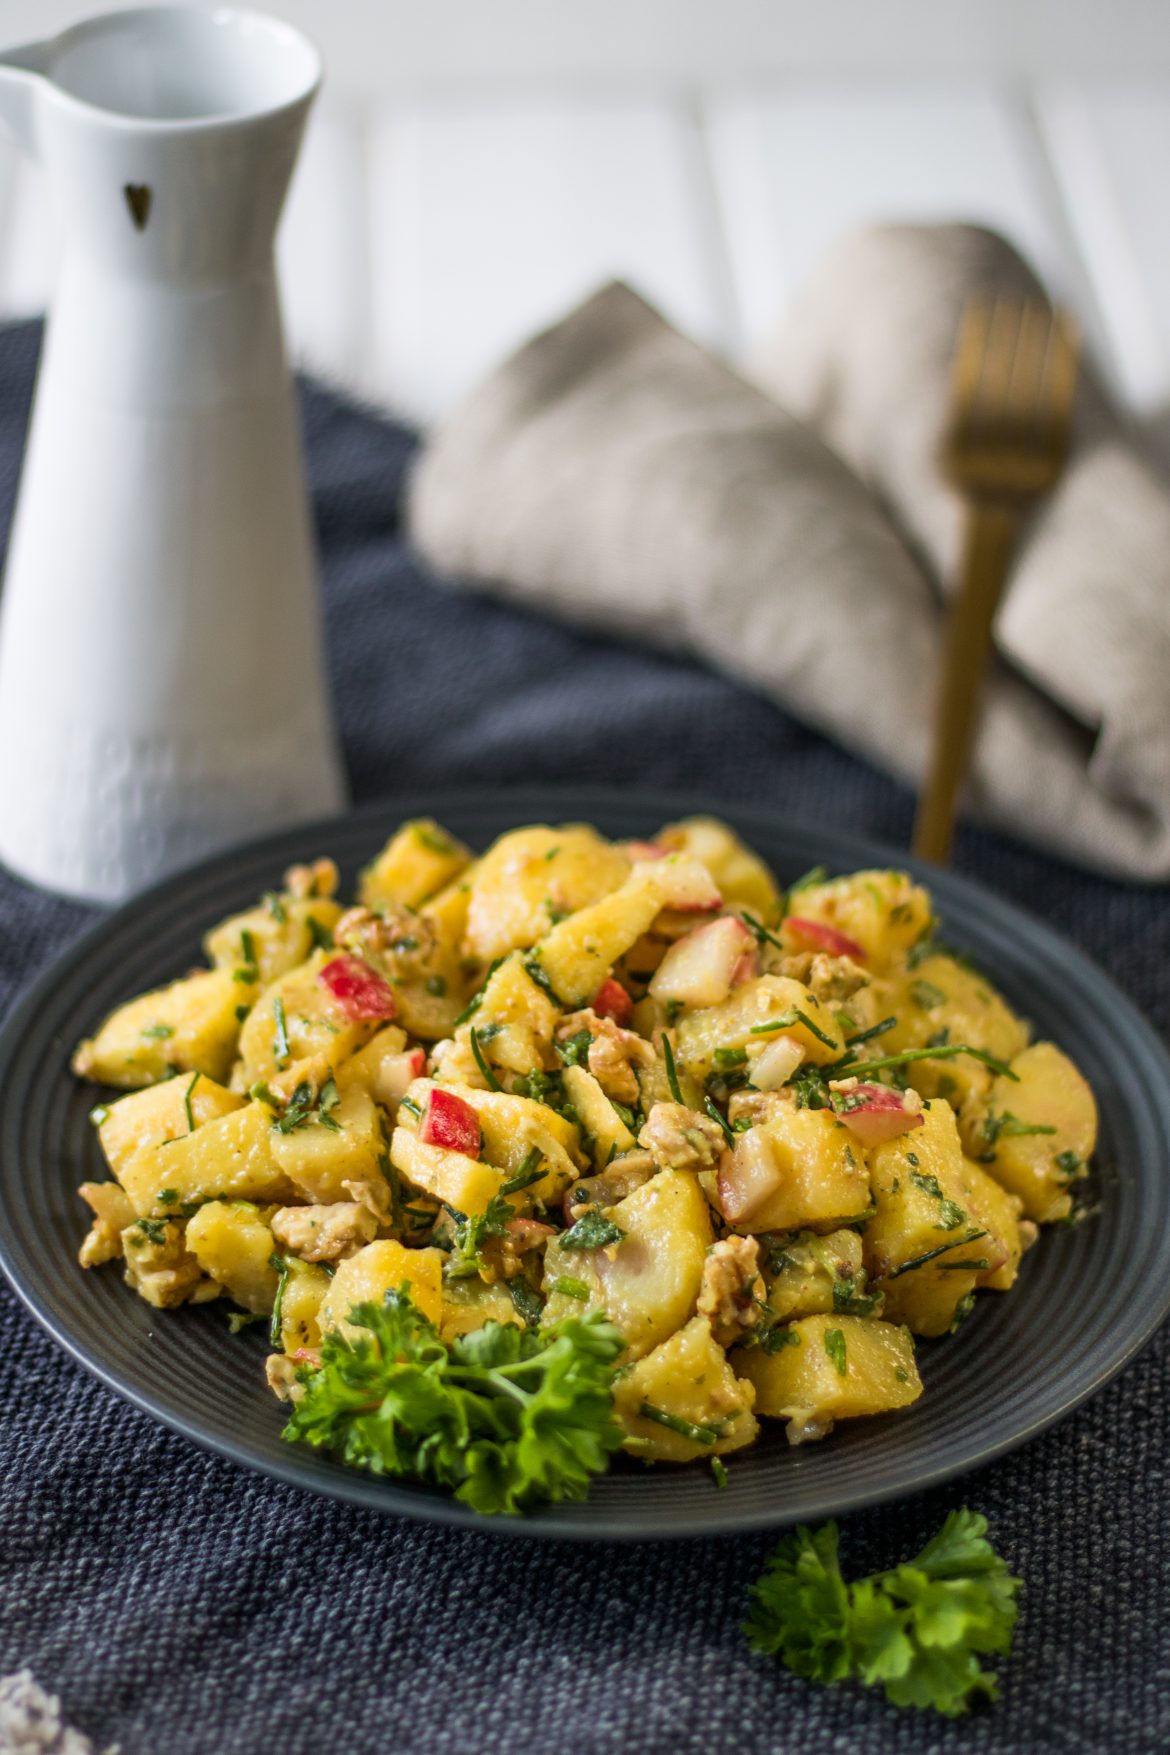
[0,321,1166,1755]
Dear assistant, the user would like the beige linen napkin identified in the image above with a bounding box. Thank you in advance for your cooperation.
[408,262,1170,880]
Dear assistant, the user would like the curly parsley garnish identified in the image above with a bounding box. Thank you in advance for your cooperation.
[282,1290,625,1514]
[744,1510,1020,1716]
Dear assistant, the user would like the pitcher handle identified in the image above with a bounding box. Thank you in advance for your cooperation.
[0,42,49,158]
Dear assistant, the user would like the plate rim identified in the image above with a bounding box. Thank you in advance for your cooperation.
[2,782,1169,1542]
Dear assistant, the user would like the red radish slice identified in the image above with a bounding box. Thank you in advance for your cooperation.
[731,948,759,986]
[318,954,397,1021]
[717,1127,783,1223]
[749,1034,805,1091]
[592,977,633,1026]
[833,1082,923,1146]
[376,1047,427,1104]
[649,916,754,1007]
[784,916,865,961]
[419,1087,481,1156]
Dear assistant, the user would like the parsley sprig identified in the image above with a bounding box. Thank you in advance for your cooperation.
[744,1510,1020,1716]
[283,1290,625,1514]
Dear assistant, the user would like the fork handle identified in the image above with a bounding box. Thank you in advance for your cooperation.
[913,500,1020,864]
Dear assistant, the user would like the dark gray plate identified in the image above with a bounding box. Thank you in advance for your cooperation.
[2,786,1169,1541]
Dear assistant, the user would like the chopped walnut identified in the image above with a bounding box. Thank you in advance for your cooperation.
[772,950,868,1004]
[283,857,339,899]
[271,1202,378,1262]
[697,1236,765,1346]
[726,1088,792,1128]
[266,1052,334,1106]
[120,1219,213,1309]
[480,1219,554,1284]
[265,1354,308,1403]
[558,1008,653,1106]
[564,1151,656,1220]
[78,1180,135,1268]
[335,904,436,977]
[638,1101,725,1172]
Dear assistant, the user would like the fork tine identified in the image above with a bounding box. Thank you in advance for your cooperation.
[946,300,991,444]
[1037,310,1081,465]
[969,296,1023,438]
[1004,300,1051,432]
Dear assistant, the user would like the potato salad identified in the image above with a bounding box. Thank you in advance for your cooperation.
[72,817,1098,1508]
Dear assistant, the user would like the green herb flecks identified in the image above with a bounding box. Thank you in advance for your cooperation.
[704,1096,735,1147]
[827,1044,1018,1083]
[639,1402,723,1446]
[272,997,291,1070]
[711,1457,729,1489]
[227,1310,265,1334]
[469,1026,503,1093]
[555,1029,594,1069]
[501,1147,545,1196]
[561,1209,626,1252]
[264,891,288,925]
[269,1254,293,1346]
[141,1023,174,1041]
[750,1007,837,1050]
[553,1277,591,1302]
[823,1327,848,1377]
[910,979,948,1010]
[183,1072,200,1134]
[506,1277,544,1328]
[886,1229,988,1279]
[661,1034,684,1104]
[909,1170,967,1231]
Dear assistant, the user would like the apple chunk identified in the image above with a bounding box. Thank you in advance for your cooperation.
[649,916,754,1008]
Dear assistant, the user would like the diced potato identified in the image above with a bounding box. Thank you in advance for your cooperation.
[561,1064,636,1169]
[204,893,343,987]
[94,1075,244,1176]
[786,869,932,970]
[278,1259,331,1352]
[238,950,372,1087]
[439,1276,522,1342]
[420,871,475,962]
[391,1126,506,1217]
[118,1101,295,1216]
[966,1041,1097,1223]
[864,1101,985,1336]
[359,818,472,910]
[269,1083,386,1205]
[676,976,844,1081]
[736,1314,921,1438]
[406,1078,585,1203]
[956,1157,1026,1291]
[529,864,678,1008]
[334,1025,411,1102]
[390,979,464,1044]
[541,1169,713,1359]
[186,1200,280,1312]
[614,1317,759,1461]
[656,817,782,926]
[880,954,1029,1110]
[458,954,559,1074]
[727,1105,871,1235]
[73,969,249,1089]
[320,1239,444,1335]
[760,1228,875,1322]
[463,825,631,966]
[77,1180,136,1267]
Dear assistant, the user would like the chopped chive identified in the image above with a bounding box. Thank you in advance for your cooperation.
[911,979,948,1010]
[506,1277,543,1328]
[639,1402,722,1446]
[501,1147,544,1195]
[272,996,291,1070]
[89,1105,110,1128]
[661,1034,684,1104]
[829,1044,1017,1081]
[425,975,447,997]
[704,1096,735,1147]
[844,1015,897,1048]
[269,1255,292,1346]
[227,1310,264,1334]
[399,1095,423,1120]
[824,1327,848,1377]
[750,1006,837,1050]
[887,1229,988,1278]
[240,928,256,965]
[469,1026,502,1092]
[307,915,334,952]
[264,891,288,924]
[713,1046,748,1069]
[522,958,560,1003]
[183,1072,200,1135]
[452,993,483,1028]
[738,911,784,952]
[552,1276,590,1301]
[938,1258,990,1271]
[235,1004,251,1023]
[710,1457,729,1489]
[141,1023,173,1041]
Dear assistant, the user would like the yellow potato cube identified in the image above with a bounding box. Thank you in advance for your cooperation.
[118,1101,294,1216]
[957,1156,1027,1291]
[73,969,248,1089]
[968,1041,1097,1223]
[238,950,372,1087]
[760,1228,875,1323]
[727,1105,871,1235]
[359,818,472,910]
[204,893,343,987]
[736,1314,921,1438]
[865,1102,986,1336]
[561,1064,636,1169]
[541,1169,713,1359]
[459,953,559,1074]
[391,1126,506,1217]
[676,976,844,1081]
[321,1240,444,1335]
[614,1317,759,1461]
[786,869,932,970]
[407,1078,585,1204]
[656,817,782,925]
[269,1083,386,1205]
[880,955,1028,1110]
[439,1277,523,1342]
[94,1075,243,1177]
[278,1259,331,1353]
[463,824,630,966]
[528,865,667,1006]
[334,1025,411,1102]
[186,1200,279,1313]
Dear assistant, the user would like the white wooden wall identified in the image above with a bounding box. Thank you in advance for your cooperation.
[1,2,1169,441]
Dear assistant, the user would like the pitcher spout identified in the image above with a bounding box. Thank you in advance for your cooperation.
[0,39,50,156]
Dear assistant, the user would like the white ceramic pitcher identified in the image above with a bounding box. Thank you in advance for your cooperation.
[0,7,347,903]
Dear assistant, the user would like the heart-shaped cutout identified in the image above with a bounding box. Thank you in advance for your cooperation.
[123,183,152,231]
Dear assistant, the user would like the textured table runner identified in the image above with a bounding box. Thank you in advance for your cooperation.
[0,321,1166,1755]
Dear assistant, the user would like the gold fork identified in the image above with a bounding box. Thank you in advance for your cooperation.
[912,298,1081,864]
